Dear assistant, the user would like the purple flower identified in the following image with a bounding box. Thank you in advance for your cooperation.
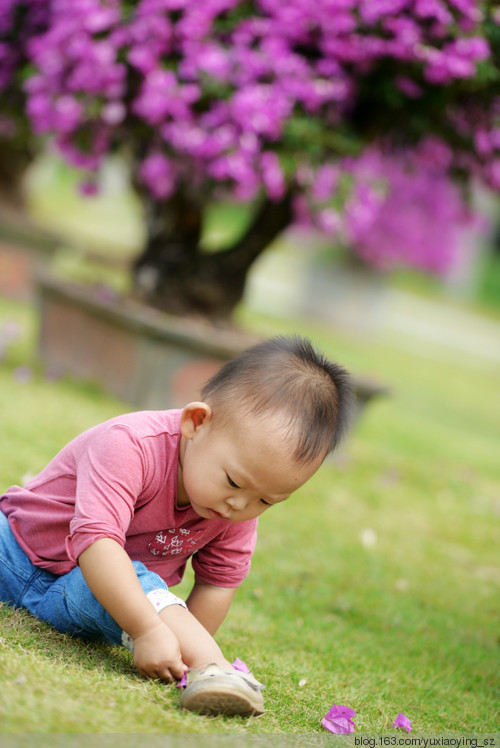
[177,657,250,688]
[312,164,340,201]
[341,144,476,276]
[101,101,126,126]
[1,320,22,342]
[316,208,342,235]
[322,704,356,734]
[3,0,497,253]
[138,152,177,200]
[392,713,412,732]
[231,657,250,674]
[79,180,99,197]
[231,85,292,139]
[395,76,423,99]
[94,284,120,303]
[44,366,62,383]
[259,151,286,200]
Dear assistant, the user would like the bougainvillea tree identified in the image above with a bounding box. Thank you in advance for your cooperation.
[0,0,50,205]
[1,0,500,316]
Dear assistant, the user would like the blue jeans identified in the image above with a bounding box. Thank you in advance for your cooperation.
[0,510,170,646]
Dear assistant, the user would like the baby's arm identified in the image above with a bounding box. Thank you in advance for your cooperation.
[186,579,237,635]
[78,538,186,680]
[78,538,232,679]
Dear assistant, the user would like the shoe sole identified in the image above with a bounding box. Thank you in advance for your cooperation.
[180,679,265,717]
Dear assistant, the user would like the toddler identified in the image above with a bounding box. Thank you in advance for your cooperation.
[0,335,354,716]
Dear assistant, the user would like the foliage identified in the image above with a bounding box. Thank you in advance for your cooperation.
[0,1,49,143]
[2,1,500,274]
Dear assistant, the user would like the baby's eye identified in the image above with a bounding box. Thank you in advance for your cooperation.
[226,474,240,489]
[260,499,271,506]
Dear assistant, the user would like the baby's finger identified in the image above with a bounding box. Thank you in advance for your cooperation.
[167,659,187,682]
[155,668,174,682]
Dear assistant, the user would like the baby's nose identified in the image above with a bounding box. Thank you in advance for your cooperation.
[227,495,248,511]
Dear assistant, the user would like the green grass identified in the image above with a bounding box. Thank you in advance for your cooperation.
[476,251,500,314]
[0,294,499,735]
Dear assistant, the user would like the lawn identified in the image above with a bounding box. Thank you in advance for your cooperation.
[0,286,498,736]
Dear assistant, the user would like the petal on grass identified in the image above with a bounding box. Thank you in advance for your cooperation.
[176,672,187,688]
[1,320,22,342]
[232,657,250,674]
[322,704,356,734]
[14,366,33,384]
[392,713,412,732]
[44,366,63,382]
[177,658,251,688]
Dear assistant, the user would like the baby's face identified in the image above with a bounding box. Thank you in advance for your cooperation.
[178,411,322,522]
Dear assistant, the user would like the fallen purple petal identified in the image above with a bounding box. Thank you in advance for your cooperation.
[322,704,356,734]
[44,366,63,382]
[94,284,120,303]
[177,657,250,688]
[79,180,99,196]
[14,366,33,384]
[232,657,250,674]
[1,320,22,342]
[392,713,412,732]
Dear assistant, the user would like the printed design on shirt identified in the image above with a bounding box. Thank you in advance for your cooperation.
[147,527,209,557]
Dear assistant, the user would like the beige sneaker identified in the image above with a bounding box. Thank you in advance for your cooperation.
[179,662,265,716]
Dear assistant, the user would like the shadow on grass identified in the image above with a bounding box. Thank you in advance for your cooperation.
[0,603,274,733]
[0,603,137,679]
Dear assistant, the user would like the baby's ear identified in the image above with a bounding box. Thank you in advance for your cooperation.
[180,402,212,438]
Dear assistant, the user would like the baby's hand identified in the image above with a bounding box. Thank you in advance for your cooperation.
[132,619,187,682]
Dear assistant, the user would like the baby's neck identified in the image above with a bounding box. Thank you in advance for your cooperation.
[176,444,191,508]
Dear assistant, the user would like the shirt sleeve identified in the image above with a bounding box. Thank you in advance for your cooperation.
[191,519,258,588]
[66,424,146,563]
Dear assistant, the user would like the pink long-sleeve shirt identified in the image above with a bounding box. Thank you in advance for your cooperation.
[0,410,258,588]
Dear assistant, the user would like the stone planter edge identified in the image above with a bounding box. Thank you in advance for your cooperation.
[35,263,389,422]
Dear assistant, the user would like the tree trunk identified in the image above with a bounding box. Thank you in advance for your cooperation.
[132,189,293,319]
[0,138,34,210]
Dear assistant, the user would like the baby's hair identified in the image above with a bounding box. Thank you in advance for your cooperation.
[201,335,355,463]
